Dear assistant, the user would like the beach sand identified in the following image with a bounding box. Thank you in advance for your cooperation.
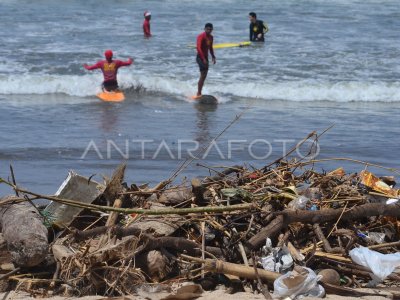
[0,286,393,300]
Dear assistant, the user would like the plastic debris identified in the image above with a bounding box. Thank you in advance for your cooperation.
[1,159,400,299]
[367,232,385,244]
[349,247,400,281]
[261,238,294,273]
[272,266,325,299]
[360,170,399,197]
[287,195,310,210]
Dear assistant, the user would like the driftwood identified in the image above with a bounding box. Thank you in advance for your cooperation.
[97,198,123,248]
[0,196,48,267]
[128,236,223,260]
[203,165,243,184]
[248,203,400,250]
[158,187,193,205]
[127,217,182,237]
[1,149,400,298]
[89,235,140,262]
[73,226,223,258]
[191,178,206,205]
[313,224,344,254]
[98,163,126,206]
[181,255,280,283]
[73,226,142,241]
[322,282,393,298]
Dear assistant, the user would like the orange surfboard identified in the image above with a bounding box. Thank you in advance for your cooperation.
[97,90,125,102]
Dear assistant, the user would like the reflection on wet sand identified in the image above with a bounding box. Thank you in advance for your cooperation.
[99,103,119,133]
[194,102,217,145]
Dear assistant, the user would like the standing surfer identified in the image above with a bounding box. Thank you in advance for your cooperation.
[195,23,216,98]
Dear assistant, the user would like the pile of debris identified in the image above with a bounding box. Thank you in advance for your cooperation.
[0,160,400,299]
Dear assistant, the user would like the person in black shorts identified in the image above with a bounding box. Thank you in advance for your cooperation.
[83,50,133,92]
[195,23,216,98]
[196,55,208,72]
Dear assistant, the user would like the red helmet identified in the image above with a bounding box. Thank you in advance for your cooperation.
[104,50,113,60]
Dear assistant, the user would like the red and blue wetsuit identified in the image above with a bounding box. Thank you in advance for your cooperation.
[196,32,215,71]
[84,59,132,91]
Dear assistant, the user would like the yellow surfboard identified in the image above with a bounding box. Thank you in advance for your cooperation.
[96,90,125,102]
[213,41,252,49]
[188,41,251,49]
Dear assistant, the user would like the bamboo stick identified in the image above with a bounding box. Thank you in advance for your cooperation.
[181,255,279,283]
[0,182,256,215]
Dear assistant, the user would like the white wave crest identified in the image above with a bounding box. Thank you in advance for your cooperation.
[0,74,399,103]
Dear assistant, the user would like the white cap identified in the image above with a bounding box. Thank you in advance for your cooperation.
[144,11,151,17]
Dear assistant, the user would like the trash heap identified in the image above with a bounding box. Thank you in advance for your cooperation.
[0,161,400,299]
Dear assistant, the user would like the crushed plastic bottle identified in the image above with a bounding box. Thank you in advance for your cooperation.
[356,231,368,240]
[288,195,310,210]
[368,232,385,244]
[357,231,385,244]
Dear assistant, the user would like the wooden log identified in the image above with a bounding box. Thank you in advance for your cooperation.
[0,196,48,267]
[248,203,400,250]
[247,215,284,251]
[181,255,280,283]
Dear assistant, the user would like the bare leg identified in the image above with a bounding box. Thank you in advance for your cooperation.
[197,70,208,97]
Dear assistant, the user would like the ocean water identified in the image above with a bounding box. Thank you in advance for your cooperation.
[0,0,399,195]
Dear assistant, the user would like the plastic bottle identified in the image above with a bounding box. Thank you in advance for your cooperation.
[368,232,385,244]
[288,195,310,210]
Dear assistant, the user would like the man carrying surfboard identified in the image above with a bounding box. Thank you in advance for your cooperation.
[195,23,216,98]
[249,12,268,42]
[83,50,133,92]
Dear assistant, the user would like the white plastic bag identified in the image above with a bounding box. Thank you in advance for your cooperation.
[272,266,325,299]
[261,238,293,273]
[349,247,400,281]
[261,252,293,273]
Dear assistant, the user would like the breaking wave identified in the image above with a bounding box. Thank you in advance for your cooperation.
[0,73,399,102]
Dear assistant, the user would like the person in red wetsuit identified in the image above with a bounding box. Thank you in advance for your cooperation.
[143,11,152,38]
[83,50,133,91]
[195,23,216,97]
